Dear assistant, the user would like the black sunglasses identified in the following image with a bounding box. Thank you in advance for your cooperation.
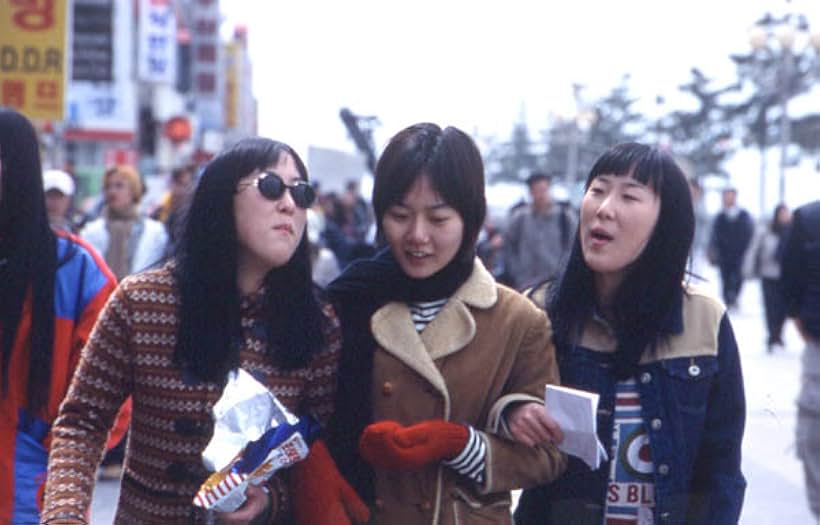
[240,171,316,209]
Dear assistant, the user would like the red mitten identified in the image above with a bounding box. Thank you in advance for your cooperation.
[359,420,469,470]
[291,440,370,525]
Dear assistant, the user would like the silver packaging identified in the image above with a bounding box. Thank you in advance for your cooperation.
[194,368,307,512]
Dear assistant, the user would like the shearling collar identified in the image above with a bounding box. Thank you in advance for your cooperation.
[369,259,497,414]
[447,257,497,309]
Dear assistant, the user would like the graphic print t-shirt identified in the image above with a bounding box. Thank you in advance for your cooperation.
[604,378,655,525]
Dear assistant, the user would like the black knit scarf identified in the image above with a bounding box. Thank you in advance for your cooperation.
[323,247,474,500]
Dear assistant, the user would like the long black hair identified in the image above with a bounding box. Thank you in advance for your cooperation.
[0,108,58,414]
[548,143,694,378]
[770,203,790,235]
[173,137,325,383]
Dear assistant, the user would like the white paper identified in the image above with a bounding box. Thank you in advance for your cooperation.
[545,384,608,470]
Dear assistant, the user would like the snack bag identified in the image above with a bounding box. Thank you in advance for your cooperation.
[193,369,320,512]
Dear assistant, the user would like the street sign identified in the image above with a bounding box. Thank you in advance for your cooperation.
[0,0,67,119]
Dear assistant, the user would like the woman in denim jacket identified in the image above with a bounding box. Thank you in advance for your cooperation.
[511,143,746,524]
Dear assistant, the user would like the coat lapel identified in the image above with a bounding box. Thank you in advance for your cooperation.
[421,300,475,360]
[371,302,448,398]
[370,259,499,392]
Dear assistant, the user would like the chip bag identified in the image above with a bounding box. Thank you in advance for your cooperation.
[192,368,320,512]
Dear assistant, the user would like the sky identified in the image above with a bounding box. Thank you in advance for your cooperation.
[223,0,820,153]
[221,0,820,214]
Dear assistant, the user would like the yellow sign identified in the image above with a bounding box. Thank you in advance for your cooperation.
[224,41,238,129]
[0,0,67,120]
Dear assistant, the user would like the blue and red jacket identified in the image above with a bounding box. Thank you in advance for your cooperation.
[0,233,116,525]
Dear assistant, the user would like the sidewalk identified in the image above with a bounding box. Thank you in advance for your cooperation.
[699,266,814,524]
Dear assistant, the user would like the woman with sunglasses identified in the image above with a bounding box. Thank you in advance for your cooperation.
[41,138,362,524]
[301,123,566,525]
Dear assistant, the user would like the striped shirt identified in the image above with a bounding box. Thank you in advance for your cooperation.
[409,299,448,332]
[409,298,487,485]
[442,426,487,485]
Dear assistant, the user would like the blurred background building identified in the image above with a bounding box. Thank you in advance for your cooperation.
[2,1,820,220]
[1,0,258,208]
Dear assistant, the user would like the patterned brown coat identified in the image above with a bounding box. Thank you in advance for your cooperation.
[41,265,341,524]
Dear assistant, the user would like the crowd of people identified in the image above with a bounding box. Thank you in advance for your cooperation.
[1,104,818,524]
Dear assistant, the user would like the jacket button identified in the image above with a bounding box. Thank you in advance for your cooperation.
[688,364,701,377]
[374,498,384,510]
[659,511,671,521]
[165,462,189,482]
[658,463,670,476]
[651,418,662,431]
[640,372,652,384]
[382,382,393,396]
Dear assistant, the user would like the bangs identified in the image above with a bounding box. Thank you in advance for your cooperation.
[586,142,662,192]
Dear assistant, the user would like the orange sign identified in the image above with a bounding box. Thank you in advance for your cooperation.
[0,0,67,119]
[164,116,192,143]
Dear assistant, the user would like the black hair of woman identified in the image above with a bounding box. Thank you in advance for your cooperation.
[172,137,325,383]
[548,142,695,378]
[770,203,790,235]
[0,108,59,414]
[372,122,486,263]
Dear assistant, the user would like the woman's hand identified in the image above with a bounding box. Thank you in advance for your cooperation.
[359,420,469,470]
[506,401,564,447]
[216,483,272,525]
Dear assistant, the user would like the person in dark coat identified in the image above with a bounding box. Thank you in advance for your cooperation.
[780,199,820,520]
[708,187,754,308]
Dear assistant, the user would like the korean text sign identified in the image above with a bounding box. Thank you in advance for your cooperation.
[0,0,67,119]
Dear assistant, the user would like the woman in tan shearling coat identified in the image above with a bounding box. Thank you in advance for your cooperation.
[306,123,566,525]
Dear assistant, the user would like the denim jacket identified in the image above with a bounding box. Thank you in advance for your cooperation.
[515,284,746,525]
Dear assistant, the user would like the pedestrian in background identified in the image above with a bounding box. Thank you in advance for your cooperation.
[476,219,506,281]
[339,178,373,244]
[513,143,746,524]
[42,137,350,523]
[150,163,197,245]
[0,108,117,525]
[780,199,820,522]
[322,123,565,524]
[42,169,78,234]
[503,172,576,290]
[79,164,168,281]
[743,203,791,352]
[708,186,754,309]
[321,190,377,271]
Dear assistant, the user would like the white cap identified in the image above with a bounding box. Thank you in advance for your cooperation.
[43,169,75,196]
